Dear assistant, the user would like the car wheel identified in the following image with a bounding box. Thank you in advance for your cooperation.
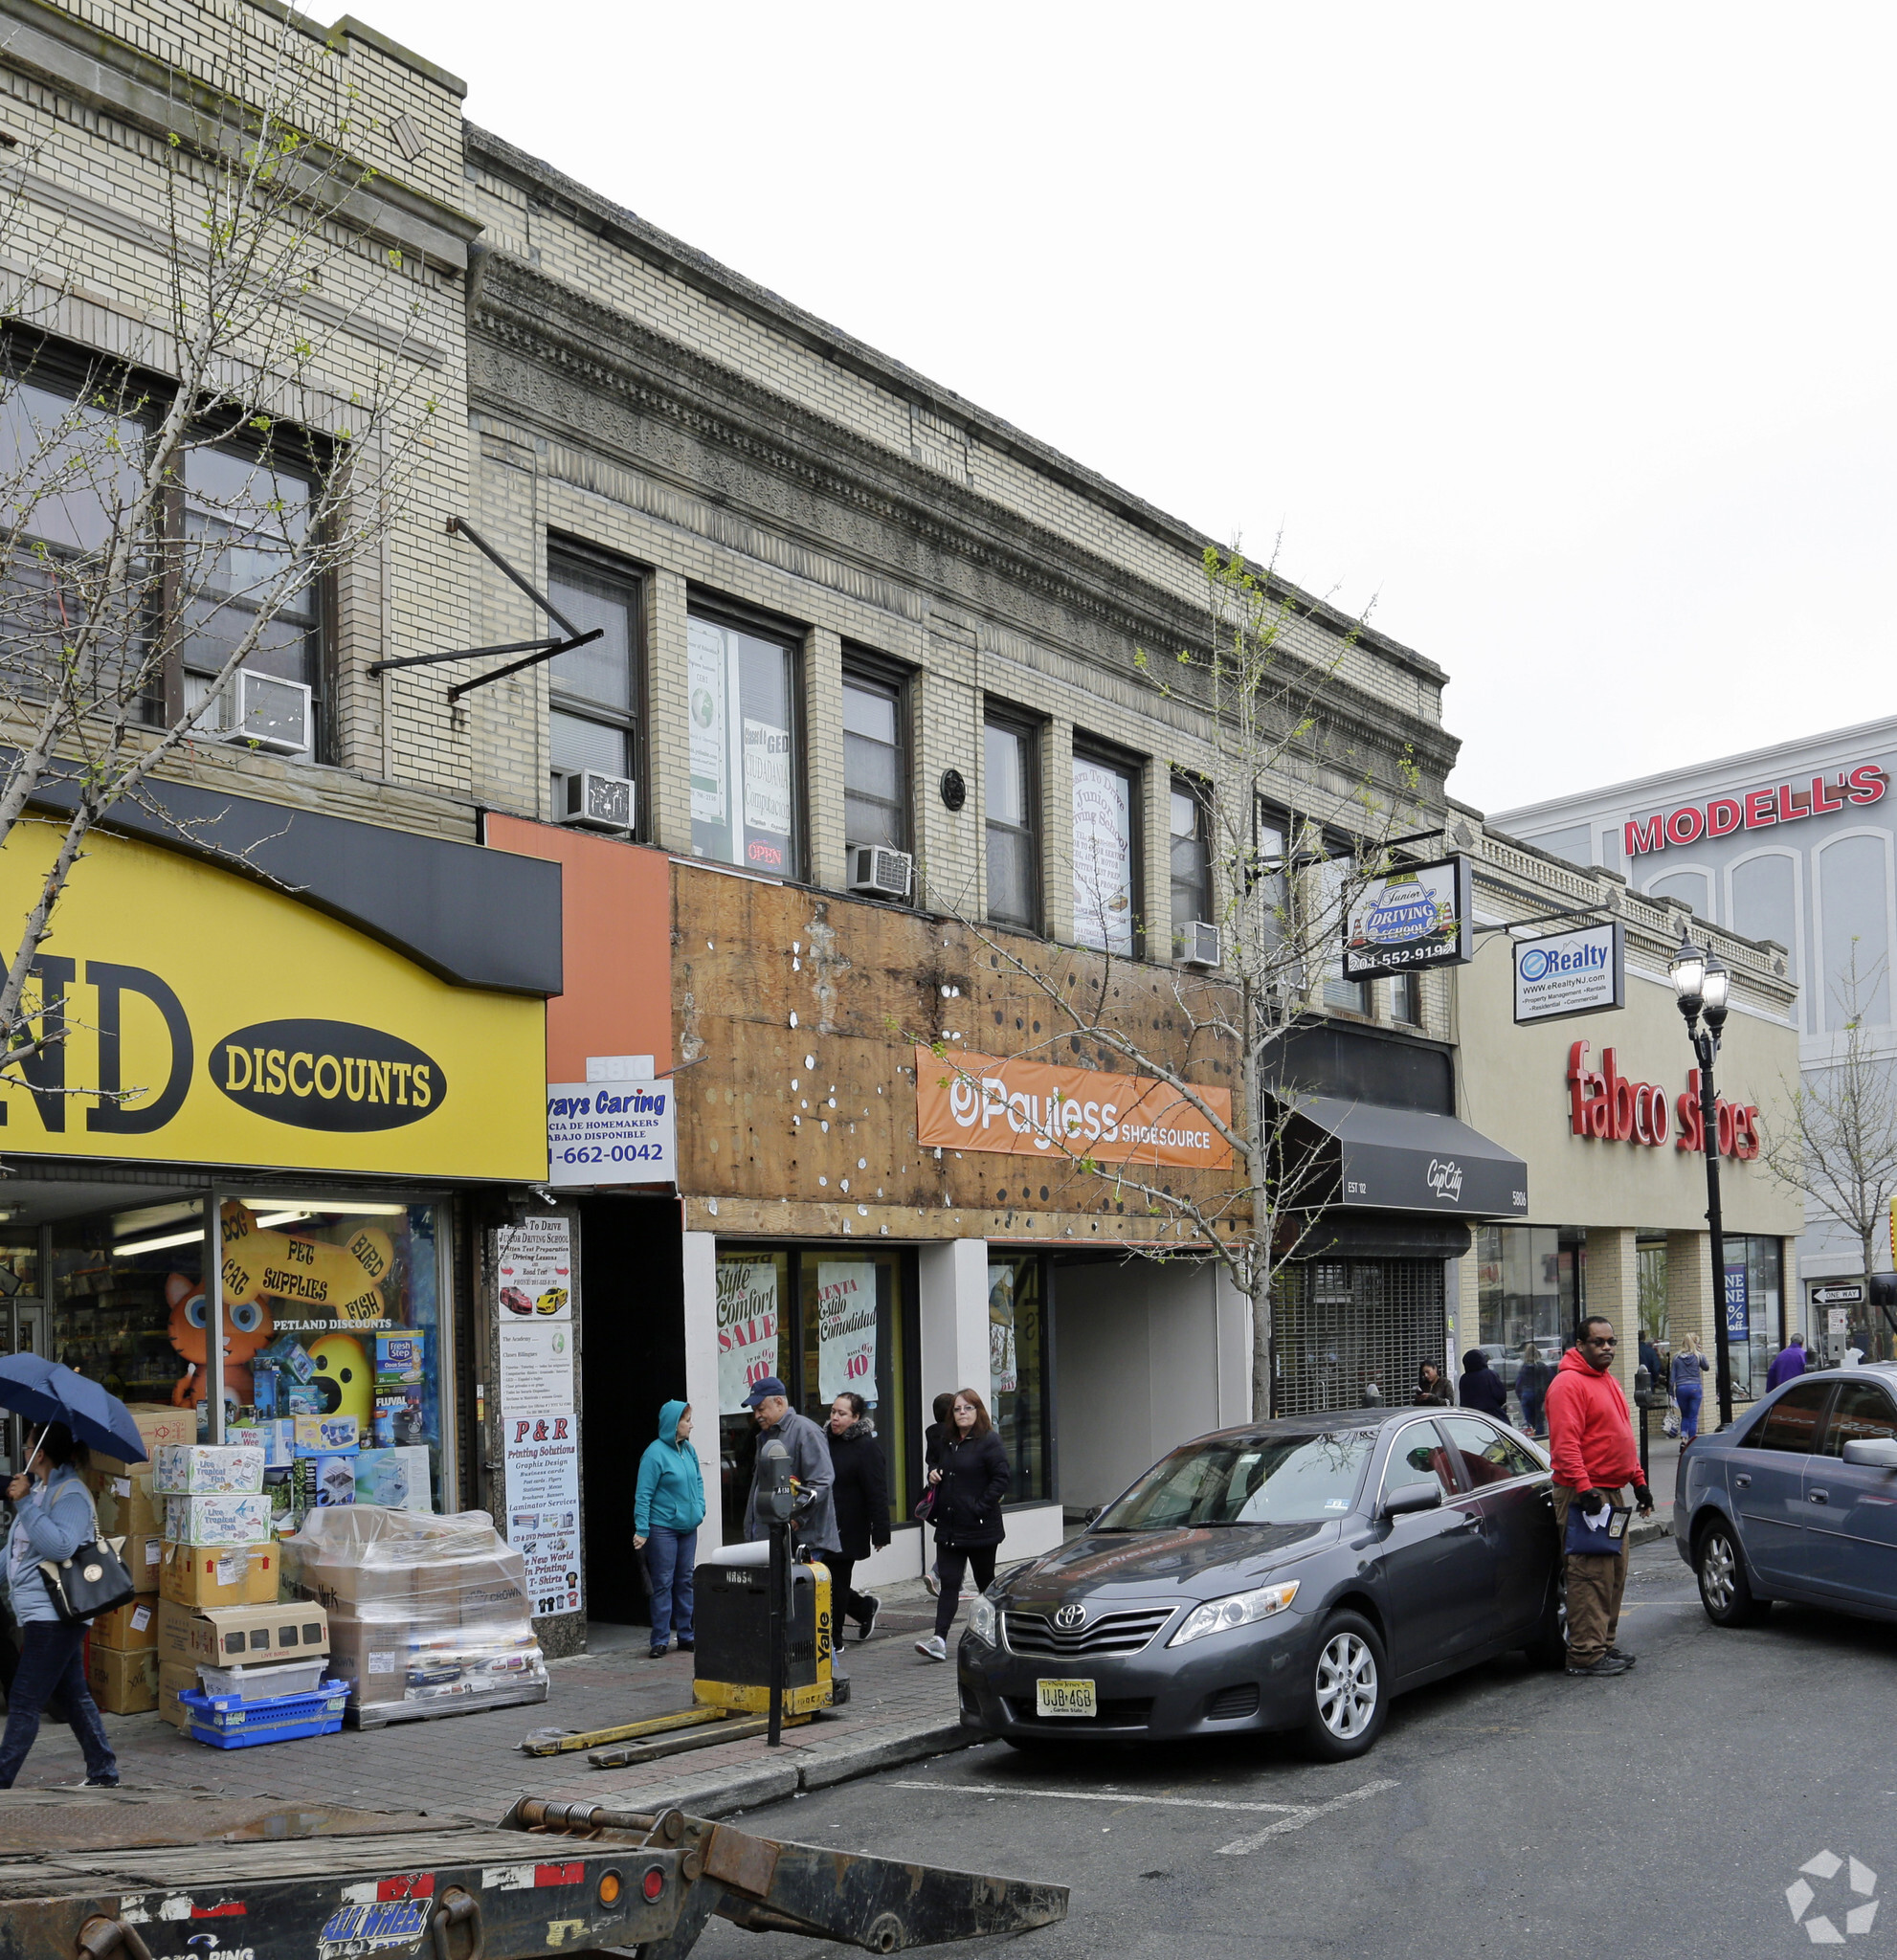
[1526,1567,1568,1668]
[1299,1612,1388,1761]
[1696,1521,1769,1627]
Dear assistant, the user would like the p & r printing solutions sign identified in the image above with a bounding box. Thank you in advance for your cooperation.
[1342,856,1474,979]
[1513,922,1625,1023]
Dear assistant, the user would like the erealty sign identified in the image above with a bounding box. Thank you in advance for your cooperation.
[1514,923,1625,1024]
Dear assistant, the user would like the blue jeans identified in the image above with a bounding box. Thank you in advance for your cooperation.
[1677,1385,1703,1442]
[0,1620,116,1787]
[646,1526,696,1648]
[1520,1391,1545,1437]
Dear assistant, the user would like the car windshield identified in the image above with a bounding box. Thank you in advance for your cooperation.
[1095,1429,1378,1530]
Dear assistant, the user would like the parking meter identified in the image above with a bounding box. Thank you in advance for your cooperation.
[756,1439,794,1744]
[1633,1364,1662,1480]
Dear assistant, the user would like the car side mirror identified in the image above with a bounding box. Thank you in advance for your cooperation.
[1841,1437,1897,1470]
[1383,1480,1443,1519]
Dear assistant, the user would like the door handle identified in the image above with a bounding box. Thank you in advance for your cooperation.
[1734,1474,1752,1488]
[1809,1489,1830,1504]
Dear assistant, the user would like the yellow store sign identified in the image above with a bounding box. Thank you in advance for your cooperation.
[0,829,547,1180]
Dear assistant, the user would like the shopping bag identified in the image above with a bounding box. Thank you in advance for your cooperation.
[1565,1500,1632,1556]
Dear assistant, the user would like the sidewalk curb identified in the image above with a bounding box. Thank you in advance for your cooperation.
[1629,1516,1672,1548]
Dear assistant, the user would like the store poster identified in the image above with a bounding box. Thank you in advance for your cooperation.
[1725,1259,1750,1342]
[1072,758,1134,955]
[816,1261,877,1403]
[689,617,727,824]
[987,1263,1019,1396]
[743,719,792,835]
[498,1322,573,1422]
[504,1415,581,1619]
[718,1260,779,1414]
[496,1214,571,1322]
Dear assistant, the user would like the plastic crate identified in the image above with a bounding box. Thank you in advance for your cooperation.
[195,1656,329,1703]
[179,1680,346,1748]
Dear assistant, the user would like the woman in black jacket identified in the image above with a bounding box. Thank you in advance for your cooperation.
[825,1392,891,1642]
[1458,1348,1508,1417]
[915,1387,1009,1660]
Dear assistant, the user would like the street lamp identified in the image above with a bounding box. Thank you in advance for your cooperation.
[1670,933,1734,1429]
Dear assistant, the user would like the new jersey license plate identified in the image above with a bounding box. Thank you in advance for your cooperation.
[1035,1678,1096,1718]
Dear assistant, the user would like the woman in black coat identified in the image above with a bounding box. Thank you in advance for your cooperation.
[824,1392,890,1642]
[1458,1348,1508,1418]
[915,1387,1009,1660]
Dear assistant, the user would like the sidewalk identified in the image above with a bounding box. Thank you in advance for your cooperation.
[6,1580,974,1822]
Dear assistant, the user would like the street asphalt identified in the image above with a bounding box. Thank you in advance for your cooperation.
[691,1538,1897,1959]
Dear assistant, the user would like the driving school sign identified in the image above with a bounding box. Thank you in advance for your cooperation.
[1514,923,1625,1023]
[1343,856,1474,978]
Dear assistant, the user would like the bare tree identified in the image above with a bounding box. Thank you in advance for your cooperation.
[0,9,439,1105]
[1766,947,1897,1330]
[921,545,1435,1418]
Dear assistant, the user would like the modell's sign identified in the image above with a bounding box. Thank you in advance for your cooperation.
[914,1046,1233,1169]
[1624,764,1887,858]
[1566,1041,1759,1158]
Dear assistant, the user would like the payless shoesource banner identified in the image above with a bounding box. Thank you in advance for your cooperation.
[914,1046,1234,1169]
[0,829,546,1180]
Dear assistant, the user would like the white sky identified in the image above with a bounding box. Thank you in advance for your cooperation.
[357,0,1896,815]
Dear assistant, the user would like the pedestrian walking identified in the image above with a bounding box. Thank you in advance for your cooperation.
[1844,1328,1868,1369]
[1516,1345,1551,1438]
[1546,1317,1654,1679]
[1459,1348,1507,1417]
[1670,1332,1709,1441]
[741,1377,839,1555]
[0,1423,117,1787]
[1414,1360,1453,1407]
[915,1388,1009,1661]
[824,1392,890,1644]
[634,1399,704,1659]
[1639,1333,1665,1392]
[920,1391,954,1598]
[1766,1334,1807,1390]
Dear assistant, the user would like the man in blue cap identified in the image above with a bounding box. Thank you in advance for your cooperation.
[741,1377,839,1559]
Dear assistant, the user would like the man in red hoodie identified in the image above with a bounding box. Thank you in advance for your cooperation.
[1545,1317,1655,1678]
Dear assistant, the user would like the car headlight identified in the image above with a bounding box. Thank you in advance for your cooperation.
[1167,1580,1300,1647]
[968,1594,999,1646]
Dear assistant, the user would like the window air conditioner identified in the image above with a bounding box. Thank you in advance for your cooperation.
[1179,921,1221,969]
[557,768,636,835]
[212,668,312,755]
[848,844,913,902]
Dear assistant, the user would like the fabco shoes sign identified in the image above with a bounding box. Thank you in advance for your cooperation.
[0,829,545,1180]
[1566,1041,1760,1158]
[1342,856,1474,979]
[1623,763,1887,859]
[1514,923,1625,1024]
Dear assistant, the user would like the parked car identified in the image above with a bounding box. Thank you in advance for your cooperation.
[1675,1362,1897,1628]
[956,1407,1562,1761]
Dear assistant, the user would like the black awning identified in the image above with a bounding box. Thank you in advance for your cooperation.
[1285,1097,1529,1220]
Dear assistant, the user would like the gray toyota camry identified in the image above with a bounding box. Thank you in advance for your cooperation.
[957,1407,1562,1760]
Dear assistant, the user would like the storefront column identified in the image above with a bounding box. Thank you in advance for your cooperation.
[681,1230,725,1553]
[918,1238,991,1408]
[1583,1225,1641,1411]
[1213,1264,1252,1427]
[1782,1237,1801,1344]
[1665,1230,1715,1375]
[1448,1244,1479,1369]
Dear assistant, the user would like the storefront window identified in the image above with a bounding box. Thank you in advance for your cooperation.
[688,611,801,878]
[988,1256,1052,1503]
[48,1194,448,1514]
[1637,1239,1667,1346]
[716,1245,917,1544]
[1726,1236,1783,1400]
[1476,1225,1586,1428]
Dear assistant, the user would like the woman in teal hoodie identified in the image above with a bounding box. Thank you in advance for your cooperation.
[635,1400,705,1659]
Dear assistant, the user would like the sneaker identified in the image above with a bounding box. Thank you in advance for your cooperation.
[858,1594,881,1643]
[648,1645,669,1660]
[924,1571,941,1598]
[1605,1645,1637,1667]
[915,1635,948,1661]
[1566,1654,1631,1678]
[82,1775,120,1788]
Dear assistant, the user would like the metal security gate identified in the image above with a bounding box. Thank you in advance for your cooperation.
[1273,1258,1447,1414]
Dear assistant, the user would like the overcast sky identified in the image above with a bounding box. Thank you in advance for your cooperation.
[359,0,1895,815]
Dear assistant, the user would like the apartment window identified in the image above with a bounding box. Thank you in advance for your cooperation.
[1319,849,1369,1013]
[1392,970,1421,1026]
[1170,780,1213,958]
[1072,746,1139,955]
[985,711,1040,931]
[688,604,802,878]
[842,658,908,853]
[547,548,640,820]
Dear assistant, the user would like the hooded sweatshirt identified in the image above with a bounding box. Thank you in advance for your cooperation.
[635,1399,706,1537]
[1545,1347,1642,1493]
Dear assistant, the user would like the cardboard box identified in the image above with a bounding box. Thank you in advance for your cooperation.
[293,1554,411,1614]
[164,1493,274,1546]
[185,1600,329,1665]
[86,1644,159,1715]
[158,1660,197,1728]
[353,1451,421,1510]
[155,1597,195,1663]
[129,1532,165,1595]
[292,1455,359,1512]
[258,1333,315,1384]
[159,1542,279,1609]
[455,1558,532,1629]
[94,1404,194,1479]
[88,1469,164,1544]
[293,1414,360,1456]
[89,1596,159,1653]
[228,1420,292,1469]
[324,1615,409,1707]
[151,1444,264,1496]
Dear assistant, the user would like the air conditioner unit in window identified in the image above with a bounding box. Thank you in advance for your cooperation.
[213,669,311,755]
[848,844,913,902]
[1179,921,1221,969]
[557,769,635,834]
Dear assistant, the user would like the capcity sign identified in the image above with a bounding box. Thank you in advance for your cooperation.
[1624,765,1887,859]
[1566,1041,1760,1158]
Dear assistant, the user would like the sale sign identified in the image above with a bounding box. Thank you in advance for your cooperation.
[717,1260,779,1414]
[816,1262,878,1404]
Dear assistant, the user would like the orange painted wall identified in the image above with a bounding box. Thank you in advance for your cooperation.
[482,814,672,1082]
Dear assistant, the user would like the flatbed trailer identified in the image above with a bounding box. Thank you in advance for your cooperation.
[0,1790,1066,1960]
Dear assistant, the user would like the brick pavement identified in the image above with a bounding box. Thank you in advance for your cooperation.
[8,1585,967,1824]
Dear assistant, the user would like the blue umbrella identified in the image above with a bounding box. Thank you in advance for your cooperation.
[0,1354,150,1464]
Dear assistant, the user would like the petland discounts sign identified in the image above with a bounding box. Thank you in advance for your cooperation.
[1342,856,1474,978]
[1513,923,1625,1023]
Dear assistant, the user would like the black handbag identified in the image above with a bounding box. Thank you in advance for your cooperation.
[35,1485,135,1626]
